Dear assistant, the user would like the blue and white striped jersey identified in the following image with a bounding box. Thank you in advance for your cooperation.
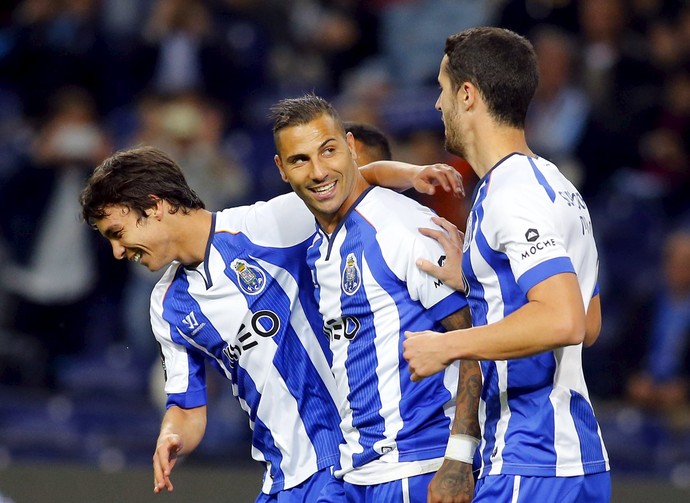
[462,153,609,478]
[150,193,342,495]
[307,186,468,484]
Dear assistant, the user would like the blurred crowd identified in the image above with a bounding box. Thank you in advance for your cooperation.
[0,0,689,421]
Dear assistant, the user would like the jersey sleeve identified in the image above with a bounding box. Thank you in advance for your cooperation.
[487,184,575,295]
[150,269,208,409]
[377,199,467,322]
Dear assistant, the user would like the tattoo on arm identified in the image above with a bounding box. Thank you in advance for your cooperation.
[454,360,481,438]
[441,305,472,331]
[439,305,480,438]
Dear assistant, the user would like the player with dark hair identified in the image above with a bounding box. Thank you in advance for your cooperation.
[403,27,610,502]
[80,145,463,502]
[344,121,393,165]
[271,94,472,503]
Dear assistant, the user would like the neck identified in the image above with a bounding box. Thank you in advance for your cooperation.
[466,121,533,179]
[175,209,214,267]
[318,176,370,234]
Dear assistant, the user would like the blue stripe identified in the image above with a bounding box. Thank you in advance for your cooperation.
[528,157,556,202]
[570,390,608,474]
[479,361,500,471]
[338,220,386,468]
[516,257,575,294]
[252,415,285,492]
[349,212,459,462]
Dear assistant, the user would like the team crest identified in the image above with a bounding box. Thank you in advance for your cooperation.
[342,253,361,295]
[231,259,266,295]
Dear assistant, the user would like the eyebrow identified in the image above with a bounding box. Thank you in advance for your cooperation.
[286,138,336,164]
[102,226,121,239]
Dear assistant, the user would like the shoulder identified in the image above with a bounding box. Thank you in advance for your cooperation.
[215,192,315,246]
[357,187,437,230]
[150,263,184,312]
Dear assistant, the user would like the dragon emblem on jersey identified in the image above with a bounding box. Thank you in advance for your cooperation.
[342,252,361,295]
[231,259,266,295]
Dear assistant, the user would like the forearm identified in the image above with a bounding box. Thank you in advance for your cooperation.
[159,405,207,456]
[358,160,421,191]
[453,360,481,437]
[583,294,602,348]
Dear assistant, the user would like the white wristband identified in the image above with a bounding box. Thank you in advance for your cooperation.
[444,434,480,463]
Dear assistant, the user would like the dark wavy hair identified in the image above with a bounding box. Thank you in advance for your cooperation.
[80,146,204,227]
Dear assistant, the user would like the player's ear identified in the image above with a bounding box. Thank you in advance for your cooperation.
[460,82,476,110]
[346,132,357,161]
[274,154,288,183]
[147,195,165,219]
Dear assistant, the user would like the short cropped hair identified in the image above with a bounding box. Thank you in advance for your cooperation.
[80,146,204,227]
[344,121,393,161]
[269,93,346,151]
[444,27,539,128]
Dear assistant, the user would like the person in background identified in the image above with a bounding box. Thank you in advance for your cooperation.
[623,224,690,413]
[403,27,610,502]
[344,120,392,165]
[271,93,472,503]
[80,145,464,501]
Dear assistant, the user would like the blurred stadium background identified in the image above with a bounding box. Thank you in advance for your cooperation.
[1,0,690,501]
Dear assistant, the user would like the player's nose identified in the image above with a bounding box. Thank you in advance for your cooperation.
[111,241,126,260]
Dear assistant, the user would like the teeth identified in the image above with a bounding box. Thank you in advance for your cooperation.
[133,252,142,263]
[314,181,335,194]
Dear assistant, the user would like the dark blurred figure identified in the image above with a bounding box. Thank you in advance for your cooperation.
[282,0,381,94]
[495,0,579,36]
[618,224,690,413]
[0,86,127,388]
[575,0,663,198]
[0,0,109,119]
[526,25,590,188]
[344,120,392,165]
[126,0,267,128]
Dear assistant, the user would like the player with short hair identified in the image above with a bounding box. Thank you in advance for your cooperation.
[344,121,393,165]
[403,27,610,502]
[271,94,473,503]
[80,145,463,502]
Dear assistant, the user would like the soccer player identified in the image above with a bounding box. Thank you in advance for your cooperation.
[271,94,472,503]
[79,146,463,502]
[344,121,393,165]
[402,27,610,502]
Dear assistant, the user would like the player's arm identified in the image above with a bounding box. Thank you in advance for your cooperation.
[404,272,586,379]
[359,161,465,197]
[584,294,601,348]
[153,405,207,494]
[427,307,479,503]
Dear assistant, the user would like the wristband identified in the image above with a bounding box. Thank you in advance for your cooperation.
[444,434,480,463]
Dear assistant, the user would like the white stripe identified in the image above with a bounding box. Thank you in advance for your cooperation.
[363,254,404,462]
[511,475,521,503]
[488,361,511,475]
[549,346,584,476]
[402,477,410,503]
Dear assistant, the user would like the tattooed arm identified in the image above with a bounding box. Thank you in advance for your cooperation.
[428,305,480,503]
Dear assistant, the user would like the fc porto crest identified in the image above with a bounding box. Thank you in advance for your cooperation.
[231,259,266,295]
[342,253,362,296]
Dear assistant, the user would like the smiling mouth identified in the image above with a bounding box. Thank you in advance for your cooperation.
[311,181,336,194]
[131,251,142,263]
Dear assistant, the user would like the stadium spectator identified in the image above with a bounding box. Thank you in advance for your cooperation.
[620,225,690,413]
